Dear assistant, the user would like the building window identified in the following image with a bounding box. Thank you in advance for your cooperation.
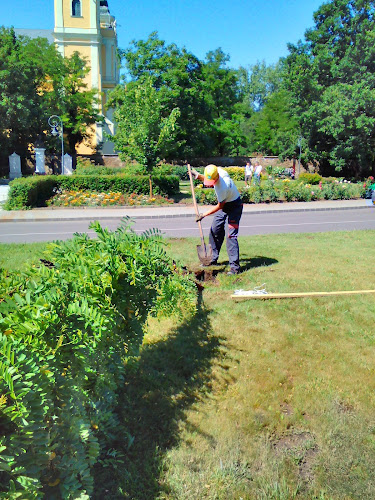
[72,0,82,17]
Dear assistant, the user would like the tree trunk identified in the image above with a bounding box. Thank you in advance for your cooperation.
[149,174,153,199]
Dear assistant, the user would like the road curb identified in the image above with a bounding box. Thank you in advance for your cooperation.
[0,203,372,223]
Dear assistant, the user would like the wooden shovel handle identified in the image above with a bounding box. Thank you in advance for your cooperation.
[187,164,205,246]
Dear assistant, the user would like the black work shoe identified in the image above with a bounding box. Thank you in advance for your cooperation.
[200,261,217,268]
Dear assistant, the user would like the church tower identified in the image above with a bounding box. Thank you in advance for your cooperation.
[53,0,119,154]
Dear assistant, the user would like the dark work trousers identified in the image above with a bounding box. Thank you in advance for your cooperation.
[209,197,243,272]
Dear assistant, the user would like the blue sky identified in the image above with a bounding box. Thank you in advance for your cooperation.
[4,0,324,68]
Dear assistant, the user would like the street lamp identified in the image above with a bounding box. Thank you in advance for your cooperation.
[48,115,64,175]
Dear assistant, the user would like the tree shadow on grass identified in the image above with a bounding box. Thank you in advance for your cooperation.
[93,292,224,499]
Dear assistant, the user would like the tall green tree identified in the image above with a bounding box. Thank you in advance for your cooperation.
[201,48,245,155]
[121,32,209,157]
[0,28,49,158]
[108,78,180,197]
[252,89,299,157]
[44,52,102,154]
[0,27,101,160]
[235,61,289,155]
[284,0,375,176]
[120,33,247,158]
[238,60,284,112]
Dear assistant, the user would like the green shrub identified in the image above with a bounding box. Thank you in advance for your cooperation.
[5,175,179,209]
[239,186,262,204]
[0,220,196,498]
[321,182,363,200]
[225,167,245,181]
[321,176,339,184]
[194,187,217,205]
[5,177,57,210]
[74,165,128,176]
[297,173,322,184]
[261,184,282,203]
[121,163,147,176]
[157,164,195,180]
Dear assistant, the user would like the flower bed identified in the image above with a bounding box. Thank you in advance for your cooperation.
[46,190,174,207]
[195,178,367,205]
[5,174,179,210]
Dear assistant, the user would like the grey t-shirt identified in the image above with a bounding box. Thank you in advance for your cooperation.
[214,168,240,203]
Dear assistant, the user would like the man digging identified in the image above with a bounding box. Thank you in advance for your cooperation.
[191,165,243,275]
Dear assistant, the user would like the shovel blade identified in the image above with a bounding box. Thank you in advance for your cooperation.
[197,243,213,266]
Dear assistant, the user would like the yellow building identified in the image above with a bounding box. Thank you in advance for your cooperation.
[53,0,120,154]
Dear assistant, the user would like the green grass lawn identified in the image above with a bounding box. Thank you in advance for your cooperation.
[0,242,49,271]
[1,231,375,499]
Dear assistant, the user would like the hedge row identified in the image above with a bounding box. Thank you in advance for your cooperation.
[0,221,196,498]
[75,162,192,180]
[195,180,366,204]
[5,174,179,210]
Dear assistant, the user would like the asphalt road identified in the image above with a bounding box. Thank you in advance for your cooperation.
[0,208,374,243]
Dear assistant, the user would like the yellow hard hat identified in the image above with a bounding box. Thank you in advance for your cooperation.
[204,164,219,186]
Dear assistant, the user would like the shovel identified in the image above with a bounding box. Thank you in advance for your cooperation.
[187,164,214,266]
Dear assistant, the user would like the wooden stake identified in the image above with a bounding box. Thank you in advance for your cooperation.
[231,290,375,301]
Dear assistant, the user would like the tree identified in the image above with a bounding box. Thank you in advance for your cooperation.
[43,52,102,154]
[252,89,299,157]
[201,48,245,155]
[235,61,286,155]
[238,60,284,112]
[108,78,180,197]
[0,28,49,158]
[0,27,101,161]
[121,32,210,157]
[284,0,375,176]
[120,33,247,158]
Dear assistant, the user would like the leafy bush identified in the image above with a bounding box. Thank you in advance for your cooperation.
[194,187,217,205]
[260,184,282,203]
[321,176,339,184]
[6,175,179,209]
[225,167,245,181]
[239,186,262,204]
[5,177,57,210]
[75,165,128,176]
[120,163,147,176]
[195,179,364,205]
[156,164,197,180]
[75,159,145,176]
[297,173,322,184]
[0,220,196,498]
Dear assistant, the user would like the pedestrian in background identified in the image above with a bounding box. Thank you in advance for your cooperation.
[244,160,254,187]
[253,161,263,185]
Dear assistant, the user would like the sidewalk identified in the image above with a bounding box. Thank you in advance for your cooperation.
[0,199,371,222]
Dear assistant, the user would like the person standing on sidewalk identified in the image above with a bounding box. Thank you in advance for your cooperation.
[244,160,254,187]
[253,161,263,185]
[190,165,243,275]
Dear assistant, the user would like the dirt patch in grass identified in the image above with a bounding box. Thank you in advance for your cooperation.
[272,431,319,484]
[194,269,218,283]
[335,398,355,414]
[280,402,294,416]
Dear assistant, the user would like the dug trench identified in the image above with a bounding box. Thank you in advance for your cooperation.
[172,260,219,290]
[193,268,219,283]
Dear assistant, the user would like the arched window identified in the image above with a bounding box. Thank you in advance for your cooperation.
[72,0,81,17]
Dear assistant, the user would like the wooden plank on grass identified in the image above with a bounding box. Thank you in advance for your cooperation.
[231,290,375,301]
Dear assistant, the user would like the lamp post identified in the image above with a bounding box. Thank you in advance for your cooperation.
[48,115,64,175]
